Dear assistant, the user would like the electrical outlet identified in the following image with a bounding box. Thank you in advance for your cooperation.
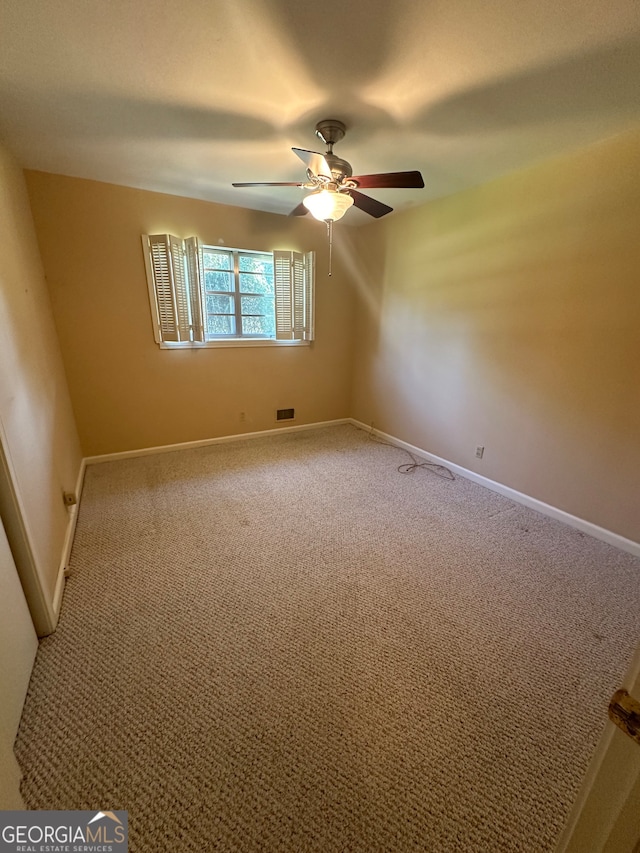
[475,446,484,459]
[239,411,246,422]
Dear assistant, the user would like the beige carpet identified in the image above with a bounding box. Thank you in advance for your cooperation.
[15,424,640,852]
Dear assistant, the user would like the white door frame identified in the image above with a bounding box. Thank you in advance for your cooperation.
[556,641,640,852]
[0,426,56,636]
[0,513,37,808]
[0,725,25,809]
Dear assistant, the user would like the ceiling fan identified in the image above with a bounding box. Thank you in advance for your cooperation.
[232,119,425,222]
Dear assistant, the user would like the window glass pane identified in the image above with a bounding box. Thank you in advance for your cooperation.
[206,315,236,336]
[206,294,234,314]
[239,254,271,274]
[197,246,278,339]
[204,270,233,292]
[239,271,274,295]
[203,251,232,271]
[240,295,271,315]
[241,315,275,336]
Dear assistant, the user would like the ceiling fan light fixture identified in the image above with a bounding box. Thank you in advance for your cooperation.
[302,189,354,222]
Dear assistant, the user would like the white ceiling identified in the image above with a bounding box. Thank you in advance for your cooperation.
[1,0,639,225]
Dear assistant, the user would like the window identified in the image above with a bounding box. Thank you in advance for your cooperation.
[142,234,315,347]
[203,248,275,339]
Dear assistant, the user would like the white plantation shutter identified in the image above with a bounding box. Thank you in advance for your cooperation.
[144,234,198,343]
[304,251,315,341]
[184,237,205,342]
[292,252,305,340]
[168,235,191,341]
[273,250,315,342]
[144,234,180,342]
[273,250,294,341]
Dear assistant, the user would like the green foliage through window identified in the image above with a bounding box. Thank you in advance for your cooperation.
[202,248,275,339]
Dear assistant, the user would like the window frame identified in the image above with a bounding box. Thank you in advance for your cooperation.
[142,235,314,349]
[201,246,276,340]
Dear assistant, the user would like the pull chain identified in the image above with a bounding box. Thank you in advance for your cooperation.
[327,219,333,276]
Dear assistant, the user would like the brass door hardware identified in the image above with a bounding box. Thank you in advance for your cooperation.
[608,689,640,746]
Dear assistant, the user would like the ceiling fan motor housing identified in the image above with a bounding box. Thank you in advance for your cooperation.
[325,153,353,184]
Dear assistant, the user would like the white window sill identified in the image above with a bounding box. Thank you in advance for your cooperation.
[158,338,311,349]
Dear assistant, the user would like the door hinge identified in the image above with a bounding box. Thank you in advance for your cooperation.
[608,689,640,746]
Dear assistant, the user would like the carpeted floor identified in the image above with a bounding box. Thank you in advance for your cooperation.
[15,424,640,852]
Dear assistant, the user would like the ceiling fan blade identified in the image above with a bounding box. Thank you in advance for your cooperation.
[232,181,304,187]
[349,190,393,218]
[292,148,333,179]
[289,203,309,217]
[350,170,425,189]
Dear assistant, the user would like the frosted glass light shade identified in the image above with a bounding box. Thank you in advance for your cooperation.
[303,190,354,222]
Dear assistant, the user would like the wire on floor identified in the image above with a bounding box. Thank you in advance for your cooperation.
[366,424,455,481]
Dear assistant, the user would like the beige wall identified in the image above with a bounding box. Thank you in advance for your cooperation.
[25,173,355,456]
[0,141,82,631]
[350,128,640,543]
[21,129,640,543]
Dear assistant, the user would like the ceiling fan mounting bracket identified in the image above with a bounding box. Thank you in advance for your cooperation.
[315,119,347,149]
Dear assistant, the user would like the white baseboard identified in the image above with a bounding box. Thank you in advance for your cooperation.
[83,419,351,465]
[350,419,640,559]
[75,457,87,503]
[53,458,87,619]
[52,562,66,619]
